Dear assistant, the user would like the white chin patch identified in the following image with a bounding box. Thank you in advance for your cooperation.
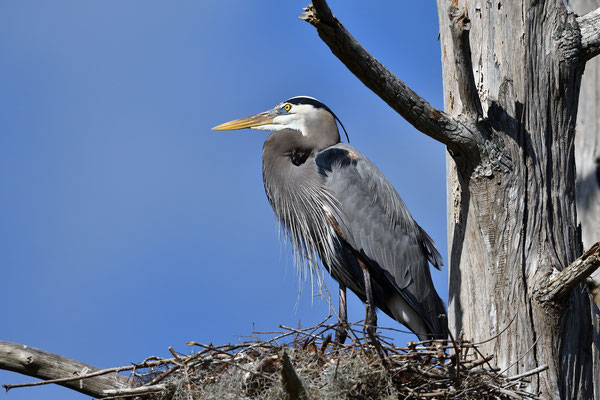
[271,114,307,135]
[251,124,280,131]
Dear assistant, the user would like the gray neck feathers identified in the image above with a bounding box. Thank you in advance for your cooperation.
[261,129,340,287]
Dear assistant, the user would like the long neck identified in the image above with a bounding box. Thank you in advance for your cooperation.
[261,129,322,213]
[261,129,340,274]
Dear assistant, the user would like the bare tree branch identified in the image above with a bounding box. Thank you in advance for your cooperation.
[578,6,600,61]
[506,365,549,382]
[101,384,166,398]
[0,341,129,397]
[449,6,483,120]
[300,1,513,176]
[299,1,473,151]
[536,242,600,304]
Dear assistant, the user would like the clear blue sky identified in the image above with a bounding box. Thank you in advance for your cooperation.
[0,2,445,398]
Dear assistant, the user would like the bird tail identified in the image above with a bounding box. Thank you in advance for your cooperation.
[417,224,444,270]
[386,291,448,341]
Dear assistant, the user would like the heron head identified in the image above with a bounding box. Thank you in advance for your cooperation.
[212,96,349,143]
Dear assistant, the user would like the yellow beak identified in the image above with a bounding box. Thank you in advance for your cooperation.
[211,112,274,131]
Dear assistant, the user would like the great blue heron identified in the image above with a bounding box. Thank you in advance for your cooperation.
[213,96,448,342]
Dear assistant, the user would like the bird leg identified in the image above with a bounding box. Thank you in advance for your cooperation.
[334,283,348,344]
[359,261,378,341]
[360,264,387,359]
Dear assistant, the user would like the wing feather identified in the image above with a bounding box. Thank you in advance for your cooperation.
[315,143,446,337]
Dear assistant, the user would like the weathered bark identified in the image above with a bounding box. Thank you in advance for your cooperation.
[536,242,600,304]
[0,341,129,397]
[437,1,595,398]
[304,0,600,398]
[574,0,600,278]
[578,6,600,61]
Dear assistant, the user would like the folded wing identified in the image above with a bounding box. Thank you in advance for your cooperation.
[315,144,447,339]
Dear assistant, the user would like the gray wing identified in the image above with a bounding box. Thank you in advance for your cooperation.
[315,143,446,336]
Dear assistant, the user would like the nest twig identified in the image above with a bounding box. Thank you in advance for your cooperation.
[3,319,547,399]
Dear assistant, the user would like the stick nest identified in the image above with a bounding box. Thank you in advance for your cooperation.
[117,320,543,400]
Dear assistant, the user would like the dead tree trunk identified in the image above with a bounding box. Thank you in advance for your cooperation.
[303,0,600,398]
[574,0,600,258]
[438,1,600,398]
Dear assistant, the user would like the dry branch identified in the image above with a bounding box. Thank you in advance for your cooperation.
[506,365,549,382]
[577,6,600,61]
[536,242,600,304]
[299,1,472,151]
[300,0,511,176]
[0,341,129,398]
[102,384,166,397]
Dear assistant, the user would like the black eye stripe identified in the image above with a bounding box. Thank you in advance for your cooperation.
[285,97,330,111]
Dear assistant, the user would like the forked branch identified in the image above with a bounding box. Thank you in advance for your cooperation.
[577,6,600,62]
[537,242,600,304]
[300,1,475,152]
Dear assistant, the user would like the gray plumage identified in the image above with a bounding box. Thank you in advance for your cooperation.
[213,96,448,341]
[313,143,447,339]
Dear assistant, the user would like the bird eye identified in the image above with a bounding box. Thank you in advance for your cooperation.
[283,104,292,112]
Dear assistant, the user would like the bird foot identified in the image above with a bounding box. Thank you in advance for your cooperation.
[363,303,378,341]
[364,324,377,345]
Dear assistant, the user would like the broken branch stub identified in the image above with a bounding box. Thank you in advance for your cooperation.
[536,242,600,305]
